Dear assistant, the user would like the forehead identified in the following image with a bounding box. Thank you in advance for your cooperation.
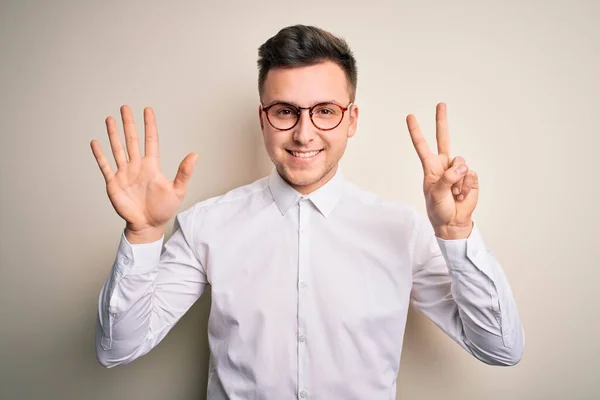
[262,60,350,105]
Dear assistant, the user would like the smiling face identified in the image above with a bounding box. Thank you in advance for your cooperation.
[259,60,359,194]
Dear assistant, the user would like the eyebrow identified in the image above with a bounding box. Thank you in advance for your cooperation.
[263,99,342,108]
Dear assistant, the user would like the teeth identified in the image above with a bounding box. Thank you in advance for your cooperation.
[291,150,320,158]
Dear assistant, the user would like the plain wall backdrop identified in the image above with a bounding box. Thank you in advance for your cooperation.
[1,0,598,399]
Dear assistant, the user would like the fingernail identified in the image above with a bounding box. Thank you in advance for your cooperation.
[458,194,464,201]
[457,165,467,174]
[452,187,460,195]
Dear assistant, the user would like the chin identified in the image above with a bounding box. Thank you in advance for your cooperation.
[284,161,337,190]
[281,165,324,185]
[286,167,319,182]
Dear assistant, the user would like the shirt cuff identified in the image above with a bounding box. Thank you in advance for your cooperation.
[115,228,164,275]
[435,222,492,276]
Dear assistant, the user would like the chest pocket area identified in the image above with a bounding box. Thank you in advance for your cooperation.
[316,250,408,331]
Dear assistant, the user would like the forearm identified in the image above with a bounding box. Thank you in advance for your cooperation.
[411,213,525,366]
[436,229,525,365]
[95,231,164,367]
[95,216,209,368]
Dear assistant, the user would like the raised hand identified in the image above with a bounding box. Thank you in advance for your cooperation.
[406,103,479,239]
[90,105,198,241]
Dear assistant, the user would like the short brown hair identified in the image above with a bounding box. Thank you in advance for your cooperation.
[257,25,357,101]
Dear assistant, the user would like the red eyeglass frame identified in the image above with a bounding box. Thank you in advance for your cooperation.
[261,101,353,131]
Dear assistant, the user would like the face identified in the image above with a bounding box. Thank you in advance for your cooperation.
[259,60,359,195]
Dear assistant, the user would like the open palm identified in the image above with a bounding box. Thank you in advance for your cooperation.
[90,105,198,233]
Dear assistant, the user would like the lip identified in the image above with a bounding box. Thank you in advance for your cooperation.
[286,149,323,163]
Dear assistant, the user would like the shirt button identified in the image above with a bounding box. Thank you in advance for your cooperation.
[299,334,306,342]
[300,390,308,398]
[123,258,130,265]
[299,281,307,288]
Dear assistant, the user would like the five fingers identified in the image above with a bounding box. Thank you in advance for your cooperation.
[91,105,157,182]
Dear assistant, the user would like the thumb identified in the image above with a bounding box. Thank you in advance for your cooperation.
[173,152,198,198]
[435,164,468,193]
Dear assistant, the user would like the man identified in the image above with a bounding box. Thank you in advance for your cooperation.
[91,25,524,399]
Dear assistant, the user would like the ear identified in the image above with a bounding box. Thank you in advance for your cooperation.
[258,105,265,131]
[347,104,359,138]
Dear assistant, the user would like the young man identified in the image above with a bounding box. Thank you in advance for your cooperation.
[91,25,524,399]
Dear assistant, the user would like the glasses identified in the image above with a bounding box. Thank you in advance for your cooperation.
[261,101,353,131]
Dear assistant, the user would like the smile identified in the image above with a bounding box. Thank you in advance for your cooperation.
[286,149,323,159]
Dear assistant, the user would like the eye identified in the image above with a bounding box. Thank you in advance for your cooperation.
[270,104,297,117]
[314,105,338,116]
[278,108,294,115]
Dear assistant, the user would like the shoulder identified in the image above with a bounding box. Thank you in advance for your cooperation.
[176,175,272,224]
[340,179,426,257]
[197,176,271,210]
[341,179,420,221]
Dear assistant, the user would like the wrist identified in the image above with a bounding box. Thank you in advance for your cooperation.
[125,225,166,244]
[434,221,473,240]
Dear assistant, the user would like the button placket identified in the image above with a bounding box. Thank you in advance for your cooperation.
[297,199,310,399]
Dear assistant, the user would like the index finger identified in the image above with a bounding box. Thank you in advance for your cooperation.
[406,114,432,168]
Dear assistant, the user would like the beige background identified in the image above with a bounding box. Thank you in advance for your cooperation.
[1,0,598,399]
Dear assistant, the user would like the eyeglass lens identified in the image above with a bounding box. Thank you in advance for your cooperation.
[266,103,344,130]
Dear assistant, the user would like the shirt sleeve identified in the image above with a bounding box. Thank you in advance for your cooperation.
[409,212,525,366]
[95,205,209,368]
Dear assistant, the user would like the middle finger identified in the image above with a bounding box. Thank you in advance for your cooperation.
[120,105,141,161]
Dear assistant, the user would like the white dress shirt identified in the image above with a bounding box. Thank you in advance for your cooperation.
[95,167,524,400]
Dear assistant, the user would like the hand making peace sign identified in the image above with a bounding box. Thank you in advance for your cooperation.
[406,103,479,240]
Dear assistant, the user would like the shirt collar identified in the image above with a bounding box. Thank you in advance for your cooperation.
[268,166,345,218]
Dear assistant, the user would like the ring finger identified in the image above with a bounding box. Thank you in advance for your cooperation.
[450,156,466,198]
[105,115,127,169]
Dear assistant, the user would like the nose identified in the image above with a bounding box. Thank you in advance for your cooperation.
[292,109,316,145]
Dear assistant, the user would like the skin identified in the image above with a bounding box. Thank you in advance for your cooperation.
[406,103,479,239]
[91,64,479,243]
[260,61,478,239]
[90,105,198,243]
[258,61,358,195]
